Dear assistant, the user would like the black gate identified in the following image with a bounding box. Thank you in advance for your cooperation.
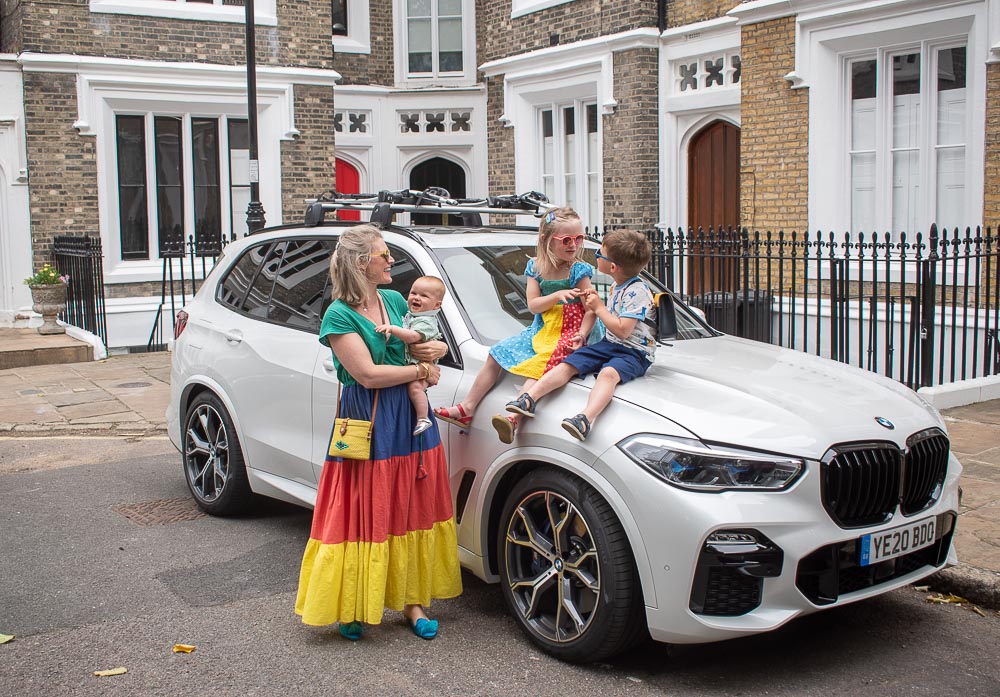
[53,235,107,347]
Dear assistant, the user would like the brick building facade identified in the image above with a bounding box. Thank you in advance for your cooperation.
[1,0,998,347]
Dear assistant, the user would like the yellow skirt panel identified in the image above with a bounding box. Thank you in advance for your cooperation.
[295,518,463,626]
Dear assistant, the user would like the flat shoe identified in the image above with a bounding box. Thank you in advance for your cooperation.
[491,414,517,444]
[433,404,472,428]
[413,418,432,435]
[410,617,438,640]
[505,393,536,417]
[561,413,592,441]
[339,621,363,641]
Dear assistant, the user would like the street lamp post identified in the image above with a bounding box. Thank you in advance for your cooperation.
[244,0,266,233]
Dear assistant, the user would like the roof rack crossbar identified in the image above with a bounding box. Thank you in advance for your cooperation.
[303,188,553,226]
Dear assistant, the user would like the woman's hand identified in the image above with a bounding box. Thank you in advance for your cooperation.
[410,339,448,362]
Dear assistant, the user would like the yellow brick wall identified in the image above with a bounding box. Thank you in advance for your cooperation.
[739,16,808,233]
[666,0,740,29]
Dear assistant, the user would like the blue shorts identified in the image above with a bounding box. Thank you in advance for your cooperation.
[562,339,651,384]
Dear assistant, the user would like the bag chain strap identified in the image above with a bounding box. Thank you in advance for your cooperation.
[334,291,387,436]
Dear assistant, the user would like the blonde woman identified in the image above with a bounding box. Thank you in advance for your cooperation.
[295,225,462,641]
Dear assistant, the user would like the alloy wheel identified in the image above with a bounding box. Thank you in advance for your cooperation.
[503,490,601,643]
[184,403,231,503]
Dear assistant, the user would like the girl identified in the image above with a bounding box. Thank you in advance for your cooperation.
[434,207,595,443]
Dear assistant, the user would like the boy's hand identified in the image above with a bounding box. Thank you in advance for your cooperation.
[570,333,585,349]
[374,323,393,338]
[583,291,605,312]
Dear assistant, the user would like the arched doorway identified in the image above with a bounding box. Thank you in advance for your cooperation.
[335,158,361,221]
[409,157,466,225]
[687,120,740,296]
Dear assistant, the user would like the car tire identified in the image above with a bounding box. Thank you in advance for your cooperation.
[497,467,647,663]
[182,392,253,516]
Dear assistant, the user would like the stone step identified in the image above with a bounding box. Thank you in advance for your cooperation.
[0,328,93,370]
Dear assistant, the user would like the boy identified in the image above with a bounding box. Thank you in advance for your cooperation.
[503,229,655,441]
[376,275,447,436]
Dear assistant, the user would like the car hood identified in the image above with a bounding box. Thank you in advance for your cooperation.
[613,335,945,460]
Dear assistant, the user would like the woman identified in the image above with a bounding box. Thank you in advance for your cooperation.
[295,224,463,641]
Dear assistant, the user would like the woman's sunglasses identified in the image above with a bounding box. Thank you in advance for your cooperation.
[552,234,585,247]
[369,249,392,262]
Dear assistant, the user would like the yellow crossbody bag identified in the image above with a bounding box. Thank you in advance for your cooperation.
[328,383,380,460]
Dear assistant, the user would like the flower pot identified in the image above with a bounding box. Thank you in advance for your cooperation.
[29,283,67,335]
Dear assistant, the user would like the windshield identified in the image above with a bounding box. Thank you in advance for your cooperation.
[436,244,715,345]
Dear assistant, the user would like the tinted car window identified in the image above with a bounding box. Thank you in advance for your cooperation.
[268,238,335,331]
[242,241,286,318]
[217,241,272,311]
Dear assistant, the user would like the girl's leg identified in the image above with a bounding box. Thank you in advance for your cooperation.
[437,355,502,419]
[524,363,577,403]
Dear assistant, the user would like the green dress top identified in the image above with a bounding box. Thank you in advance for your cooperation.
[319,289,409,386]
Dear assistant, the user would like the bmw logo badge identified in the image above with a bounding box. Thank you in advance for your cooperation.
[875,416,895,430]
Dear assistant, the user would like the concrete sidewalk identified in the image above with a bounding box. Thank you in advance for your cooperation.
[0,352,997,608]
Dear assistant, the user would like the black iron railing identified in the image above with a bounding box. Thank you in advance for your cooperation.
[53,235,107,347]
[147,233,228,350]
[625,224,999,390]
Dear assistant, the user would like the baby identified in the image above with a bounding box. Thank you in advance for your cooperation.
[376,275,446,436]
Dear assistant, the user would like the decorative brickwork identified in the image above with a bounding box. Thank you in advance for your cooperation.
[986,62,1000,229]
[665,0,739,30]
[602,48,659,231]
[281,84,337,221]
[985,61,1000,292]
[486,75,515,195]
[738,17,807,233]
[479,0,656,65]
[17,0,331,70]
[333,0,393,85]
[0,0,24,53]
[23,72,100,272]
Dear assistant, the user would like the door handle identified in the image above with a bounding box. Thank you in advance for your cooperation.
[322,359,335,372]
[223,329,243,344]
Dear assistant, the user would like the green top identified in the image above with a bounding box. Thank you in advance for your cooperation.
[319,289,409,386]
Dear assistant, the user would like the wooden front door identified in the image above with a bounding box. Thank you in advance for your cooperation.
[687,121,740,296]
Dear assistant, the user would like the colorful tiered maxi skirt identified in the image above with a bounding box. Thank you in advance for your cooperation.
[490,299,586,380]
[295,383,463,626]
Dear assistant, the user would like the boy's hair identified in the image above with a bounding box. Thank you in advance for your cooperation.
[535,206,582,277]
[603,229,652,276]
[414,275,447,301]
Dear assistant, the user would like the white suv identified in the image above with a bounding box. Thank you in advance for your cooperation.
[167,194,960,663]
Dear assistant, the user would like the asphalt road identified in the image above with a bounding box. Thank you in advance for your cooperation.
[1,437,999,697]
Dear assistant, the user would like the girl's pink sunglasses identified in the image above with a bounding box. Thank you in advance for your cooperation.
[552,234,584,247]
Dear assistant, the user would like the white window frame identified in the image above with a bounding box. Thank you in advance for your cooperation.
[511,0,575,19]
[773,1,988,239]
[23,55,339,284]
[89,0,277,26]
[393,0,477,86]
[844,40,970,238]
[113,112,254,263]
[332,0,371,55]
[536,100,601,229]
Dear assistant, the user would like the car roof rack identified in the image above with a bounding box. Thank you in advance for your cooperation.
[303,187,553,227]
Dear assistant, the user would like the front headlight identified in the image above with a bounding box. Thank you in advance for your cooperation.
[619,435,803,492]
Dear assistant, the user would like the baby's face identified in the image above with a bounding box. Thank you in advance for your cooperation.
[408,281,443,313]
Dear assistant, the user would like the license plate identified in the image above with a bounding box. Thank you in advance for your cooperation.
[859,516,937,566]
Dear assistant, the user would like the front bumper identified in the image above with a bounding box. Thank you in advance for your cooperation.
[596,447,962,645]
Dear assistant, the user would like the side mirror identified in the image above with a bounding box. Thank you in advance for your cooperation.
[656,293,678,342]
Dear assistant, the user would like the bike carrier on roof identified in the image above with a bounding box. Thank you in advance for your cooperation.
[302,187,553,228]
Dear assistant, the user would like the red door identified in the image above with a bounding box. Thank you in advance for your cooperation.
[335,158,361,221]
